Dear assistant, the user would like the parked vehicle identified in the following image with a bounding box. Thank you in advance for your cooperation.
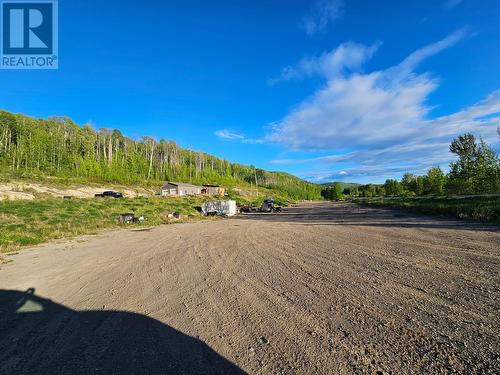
[94,191,124,198]
[240,198,282,213]
[261,198,282,213]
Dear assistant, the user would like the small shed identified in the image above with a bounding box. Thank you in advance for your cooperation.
[201,184,225,196]
[161,182,202,196]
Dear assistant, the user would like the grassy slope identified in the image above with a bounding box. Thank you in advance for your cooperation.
[0,196,210,253]
[354,195,500,223]
[0,177,304,254]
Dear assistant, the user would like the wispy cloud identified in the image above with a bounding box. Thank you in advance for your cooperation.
[218,30,497,183]
[270,92,500,182]
[270,41,380,84]
[267,30,468,151]
[214,129,265,144]
[214,129,245,140]
[303,0,344,36]
[392,29,466,76]
[264,29,500,182]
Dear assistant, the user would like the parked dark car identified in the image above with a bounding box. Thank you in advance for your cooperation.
[94,191,124,198]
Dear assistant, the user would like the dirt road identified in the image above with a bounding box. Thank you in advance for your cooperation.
[1,202,499,374]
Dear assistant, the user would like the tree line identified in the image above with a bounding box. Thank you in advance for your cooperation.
[323,134,500,199]
[0,110,322,199]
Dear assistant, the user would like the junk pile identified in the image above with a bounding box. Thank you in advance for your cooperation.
[162,212,182,219]
[119,213,145,224]
[201,200,237,217]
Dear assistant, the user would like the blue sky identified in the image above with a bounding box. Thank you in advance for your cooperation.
[1,0,500,183]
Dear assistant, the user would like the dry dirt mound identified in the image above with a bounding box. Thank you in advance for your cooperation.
[0,181,156,201]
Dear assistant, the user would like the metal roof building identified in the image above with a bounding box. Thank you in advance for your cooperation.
[161,182,202,196]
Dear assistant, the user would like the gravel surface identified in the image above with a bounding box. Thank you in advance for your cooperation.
[1,202,499,374]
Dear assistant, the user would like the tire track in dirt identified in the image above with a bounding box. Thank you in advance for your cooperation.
[1,202,499,374]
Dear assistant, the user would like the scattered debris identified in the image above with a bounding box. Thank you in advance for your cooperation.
[201,200,237,217]
[161,211,183,220]
[119,213,144,224]
[119,213,136,224]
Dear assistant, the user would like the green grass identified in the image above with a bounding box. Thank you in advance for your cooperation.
[0,196,209,253]
[0,173,306,255]
[0,185,301,254]
[353,195,500,223]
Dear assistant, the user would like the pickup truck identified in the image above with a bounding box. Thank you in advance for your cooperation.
[94,191,124,198]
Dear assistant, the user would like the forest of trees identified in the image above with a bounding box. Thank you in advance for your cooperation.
[339,134,500,198]
[3,110,497,202]
[0,110,321,199]
[321,182,345,200]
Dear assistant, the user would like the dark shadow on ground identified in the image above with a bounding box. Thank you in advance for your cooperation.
[236,203,499,232]
[0,288,245,375]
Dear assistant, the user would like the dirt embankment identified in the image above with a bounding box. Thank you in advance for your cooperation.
[0,202,499,374]
[0,181,157,201]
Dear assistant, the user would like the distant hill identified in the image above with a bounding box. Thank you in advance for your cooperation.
[0,109,322,200]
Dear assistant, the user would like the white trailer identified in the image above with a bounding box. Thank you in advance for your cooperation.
[201,200,237,217]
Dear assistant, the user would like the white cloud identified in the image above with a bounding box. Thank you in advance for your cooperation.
[271,42,380,84]
[214,129,245,140]
[268,72,436,150]
[303,0,344,36]
[270,93,500,182]
[268,30,467,151]
[389,29,466,78]
[265,30,500,182]
[214,129,266,144]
